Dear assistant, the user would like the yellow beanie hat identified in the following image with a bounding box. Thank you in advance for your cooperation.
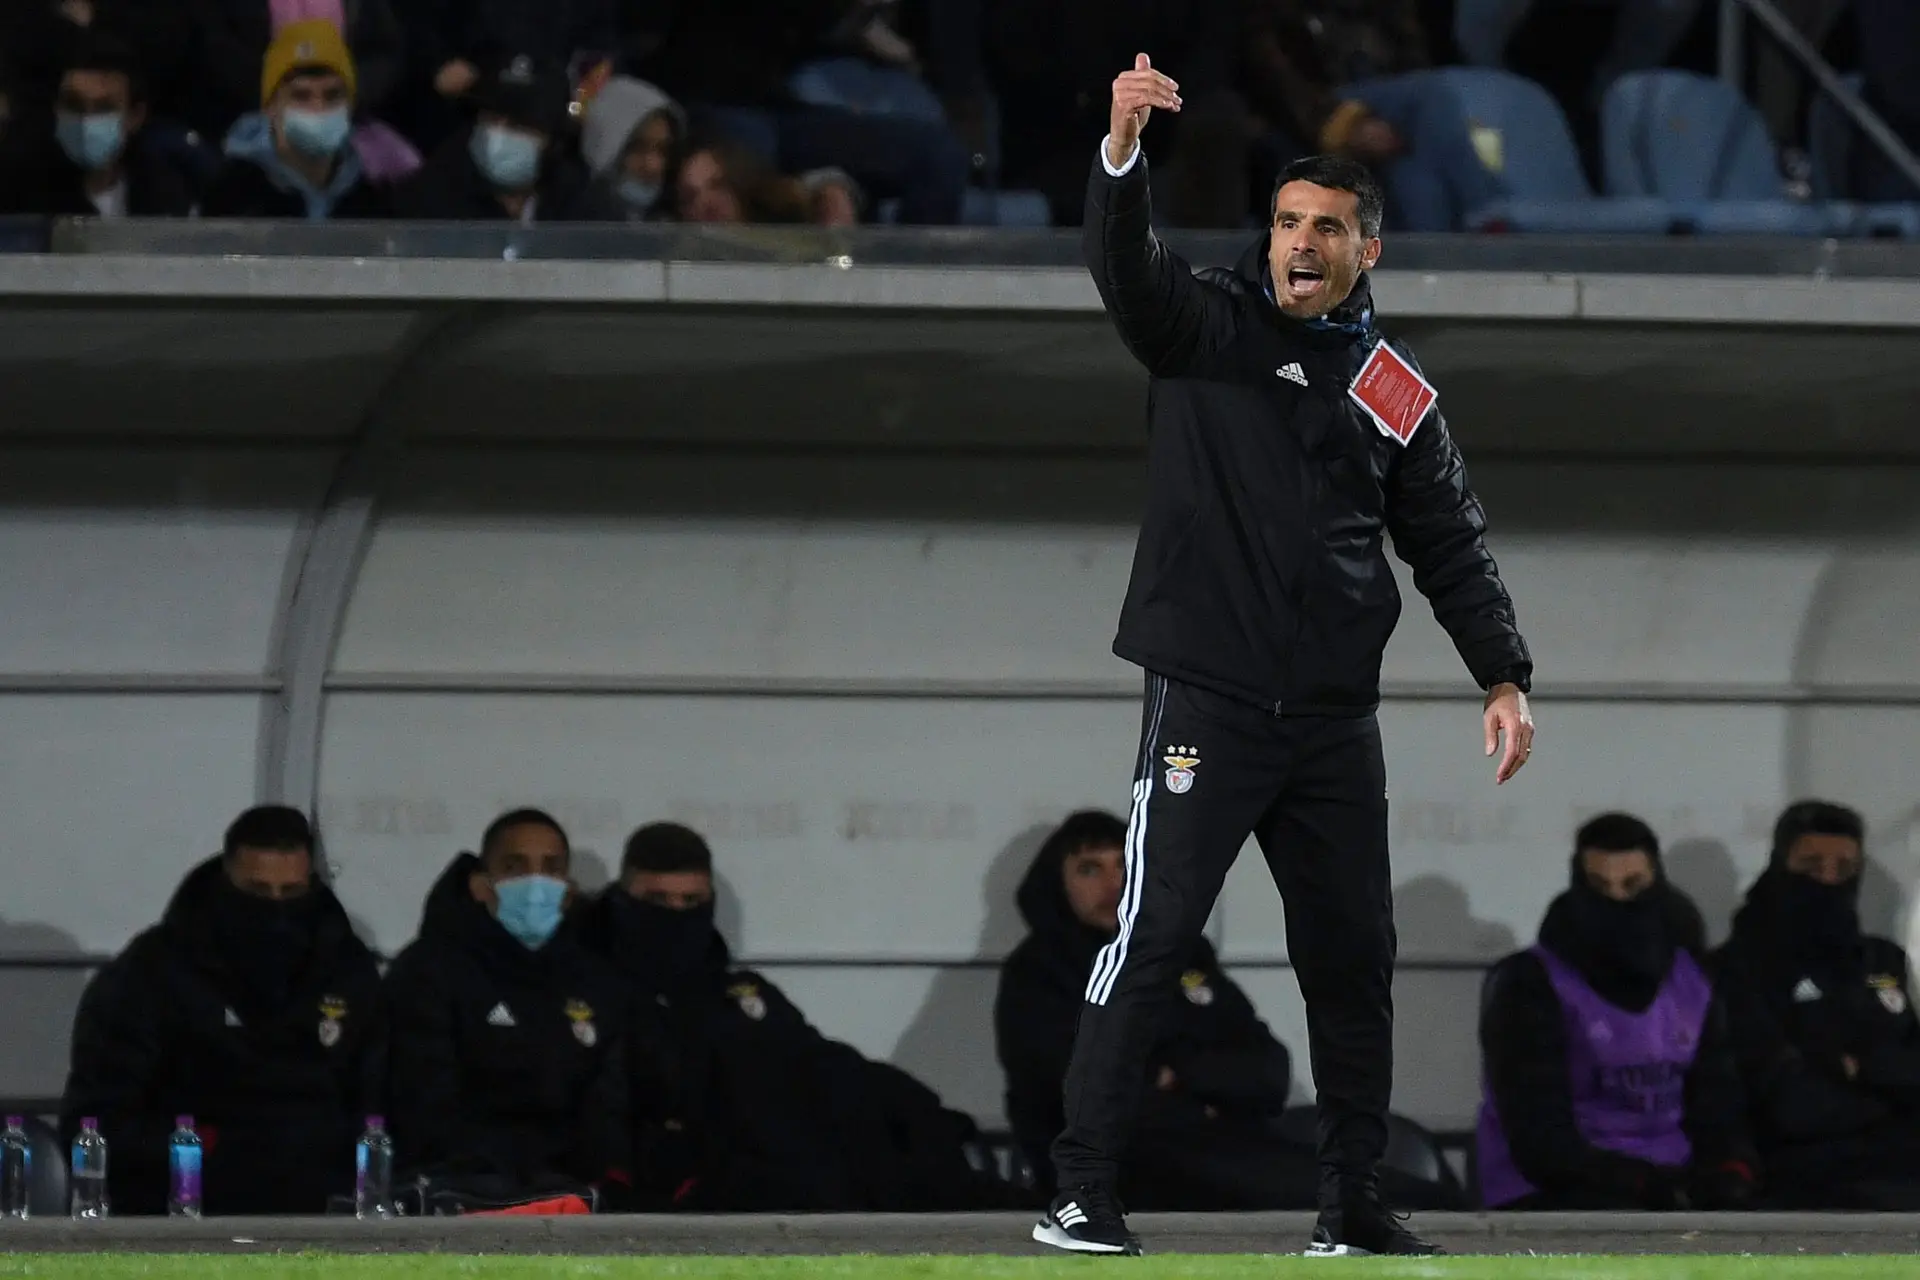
[261,20,357,109]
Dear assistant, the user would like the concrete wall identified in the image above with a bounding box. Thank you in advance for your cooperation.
[3,439,1917,1134]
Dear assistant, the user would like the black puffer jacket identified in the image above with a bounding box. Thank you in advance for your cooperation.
[577,890,995,1211]
[1088,154,1531,714]
[995,827,1292,1192]
[381,854,629,1188]
[1713,867,1920,1146]
[61,856,383,1214]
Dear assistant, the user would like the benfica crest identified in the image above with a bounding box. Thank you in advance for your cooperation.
[1163,746,1201,794]
[318,995,348,1048]
[565,998,598,1047]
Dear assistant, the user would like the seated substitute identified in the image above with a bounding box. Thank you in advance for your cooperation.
[1478,812,1756,1210]
[382,808,629,1200]
[61,806,382,1214]
[997,810,1343,1210]
[202,20,394,219]
[1713,801,1920,1209]
[578,821,1001,1211]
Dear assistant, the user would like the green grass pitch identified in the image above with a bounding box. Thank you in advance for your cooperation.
[2,1258,1918,1279]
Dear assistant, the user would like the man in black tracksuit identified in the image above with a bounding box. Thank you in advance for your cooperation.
[61,806,382,1214]
[1033,56,1534,1258]
[1712,801,1920,1208]
[382,810,631,1199]
[580,822,1002,1211]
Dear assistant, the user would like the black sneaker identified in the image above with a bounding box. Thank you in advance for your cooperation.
[1032,1185,1142,1255]
[1304,1195,1443,1257]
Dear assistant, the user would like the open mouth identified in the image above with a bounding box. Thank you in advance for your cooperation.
[1284,263,1326,298]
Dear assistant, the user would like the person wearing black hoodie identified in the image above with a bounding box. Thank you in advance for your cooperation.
[392,53,620,222]
[1477,812,1755,1211]
[997,810,1336,1211]
[1711,801,1920,1208]
[578,821,1002,1212]
[61,806,382,1214]
[381,809,630,1198]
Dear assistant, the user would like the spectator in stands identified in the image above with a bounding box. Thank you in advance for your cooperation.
[579,821,1001,1211]
[0,33,196,216]
[1478,813,1756,1210]
[202,20,395,217]
[393,0,615,151]
[634,0,969,225]
[1712,801,1920,1208]
[579,74,682,220]
[382,809,631,1198]
[985,0,1249,228]
[997,811,1356,1210]
[60,806,382,1214]
[183,0,404,143]
[1237,0,1503,232]
[671,136,861,226]
[394,54,621,222]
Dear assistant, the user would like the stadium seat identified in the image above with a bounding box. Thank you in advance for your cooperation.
[1600,70,1866,234]
[1857,203,1920,237]
[1427,68,1673,233]
[787,58,946,125]
[1674,198,1856,236]
[1602,70,1782,200]
[21,1115,67,1216]
[790,63,1053,227]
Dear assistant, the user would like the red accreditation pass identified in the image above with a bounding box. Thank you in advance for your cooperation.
[1348,342,1437,445]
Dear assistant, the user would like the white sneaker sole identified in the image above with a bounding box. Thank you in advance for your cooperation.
[1033,1221,1132,1254]
[1304,1243,1372,1257]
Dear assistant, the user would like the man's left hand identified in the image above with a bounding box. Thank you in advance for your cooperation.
[1483,683,1533,785]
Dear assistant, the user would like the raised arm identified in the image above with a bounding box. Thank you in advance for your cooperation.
[1084,54,1236,378]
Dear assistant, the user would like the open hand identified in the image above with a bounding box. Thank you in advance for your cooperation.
[1483,683,1534,785]
[1108,53,1181,170]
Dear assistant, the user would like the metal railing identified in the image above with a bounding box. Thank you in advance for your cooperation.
[1719,0,1920,196]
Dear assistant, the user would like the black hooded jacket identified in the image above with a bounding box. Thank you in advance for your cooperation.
[392,125,622,221]
[61,856,383,1214]
[576,889,990,1211]
[381,854,629,1188]
[995,830,1292,1191]
[1479,870,1751,1207]
[1712,867,1920,1147]
[0,132,197,216]
[1087,152,1531,714]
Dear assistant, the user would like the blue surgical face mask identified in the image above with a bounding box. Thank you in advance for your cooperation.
[616,177,660,212]
[280,106,352,160]
[471,124,543,190]
[492,874,568,950]
[55,111,125,171]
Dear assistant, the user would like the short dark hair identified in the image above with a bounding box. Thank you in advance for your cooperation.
[480,808,570,868]
[1574,812,1660,861]
[1772,800,1864,862]
[1271,154,1385,239]
[61,31,147,104]
[223,805,313,860]
[1042,810,1129,865]
[622,822,713,877]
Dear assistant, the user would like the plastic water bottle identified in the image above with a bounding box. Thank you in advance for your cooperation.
[167,1116,202,1218]
[2,1116,30,1219]
[69,1117,108,1219]
[354,1116,393,1220]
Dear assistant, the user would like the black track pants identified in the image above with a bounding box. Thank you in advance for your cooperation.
[1051,673,1397,1206]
